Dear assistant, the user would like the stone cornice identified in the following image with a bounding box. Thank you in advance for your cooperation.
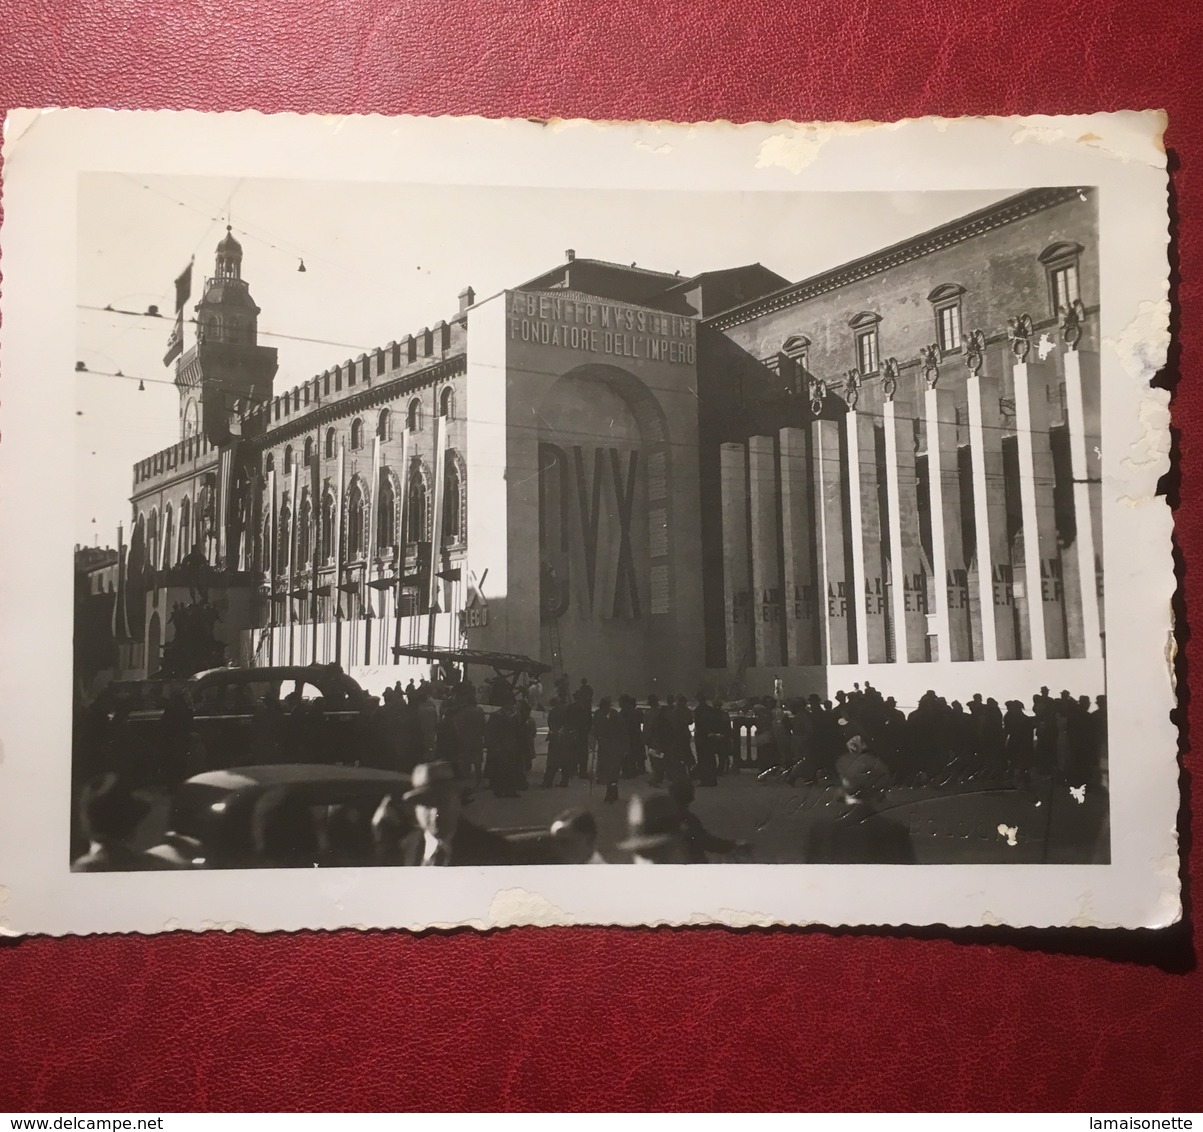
[705,187,1090,331]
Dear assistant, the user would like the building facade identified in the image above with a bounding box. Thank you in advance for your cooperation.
[102,187,1102,705]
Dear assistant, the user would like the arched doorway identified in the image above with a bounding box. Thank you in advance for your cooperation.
[535,364,670,694]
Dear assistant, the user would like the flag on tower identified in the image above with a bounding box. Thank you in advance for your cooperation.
[163,260,193,366]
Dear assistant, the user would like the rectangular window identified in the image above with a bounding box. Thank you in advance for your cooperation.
[1050,263,1080,314]
[856,329,879,375]
[936,303,962,353]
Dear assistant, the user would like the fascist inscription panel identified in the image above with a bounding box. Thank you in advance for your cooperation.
[510,293,696,365]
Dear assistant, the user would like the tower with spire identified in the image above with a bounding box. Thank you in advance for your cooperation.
[174,226,278,445]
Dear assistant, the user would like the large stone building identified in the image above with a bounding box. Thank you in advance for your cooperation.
[102,186,1101,705]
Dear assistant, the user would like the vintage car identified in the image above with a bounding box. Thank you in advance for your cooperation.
[149,764,412,869]
[97,664,382,784]
[149,764,552,869]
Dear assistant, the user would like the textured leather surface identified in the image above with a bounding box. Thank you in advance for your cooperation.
[2,0,1202,1112]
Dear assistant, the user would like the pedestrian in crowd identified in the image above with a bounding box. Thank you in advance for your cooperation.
[453,684,487,783]
[1004,699,1036,787]
[485,693,526,798]
[618,791,690,865]
[804,732,915,865]
[549,808,606,864]
[666,695,695,781]
[516,698,538,776]
[397,761,513,866]
[435,692,464,777]
[751,702,781,772]
[71,772,170,872]
[593,696,627,803]
[566,686,593,779]
[644,694,668,785]
[527,674,544,711]
[414,688,439,762]
[669,779,749,863]
[1033,693,1059,779]
[159,690,207,784]
[618,694,646,778]
[542,695,573,788]
[692,690,725,787]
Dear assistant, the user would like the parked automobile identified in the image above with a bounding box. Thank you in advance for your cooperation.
[95,664,382,785]
[148,764,412,869]
[148,763,554,869]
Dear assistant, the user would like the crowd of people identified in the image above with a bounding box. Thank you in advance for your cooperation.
[739,681,1108,792]
[69,669,1109,872]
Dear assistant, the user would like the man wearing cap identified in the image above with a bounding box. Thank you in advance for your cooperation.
[618,792,690,864]
[397,760,515,866]
[668,779,749,863]
[803,730,915,864]
[549,808,607,864]
[72,773,174,872]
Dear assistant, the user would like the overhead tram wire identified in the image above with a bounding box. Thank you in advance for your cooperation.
[119,174,373,283]
[76,303,371,353]
[77,308,1077,450]
[69,364,1077,490]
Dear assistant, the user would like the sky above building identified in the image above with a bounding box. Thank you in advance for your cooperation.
[75,174,1012,543]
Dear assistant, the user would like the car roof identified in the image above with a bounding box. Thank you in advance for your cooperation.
[189,665,360,687]
[183,765,410,791]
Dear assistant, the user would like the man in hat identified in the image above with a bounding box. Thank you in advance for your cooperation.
[72,773,172,872]
[396,760,514,866]
[668,779,749,863]
[618,791,690,864]
[803,729,914,864]
[549,808,606,864]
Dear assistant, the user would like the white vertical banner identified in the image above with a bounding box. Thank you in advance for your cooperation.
[367,434,382,609]
[287,461,299,659]
[1063,346,1103,659]
[882,402,908,665]
[268,467,277,586]
[844,411,869,665]
[1012,360,1047,662]
[924,386,952,662]
[428,413,448,611]
[396,429,410,552]
[217,444,233,567]
[335,442,346,606]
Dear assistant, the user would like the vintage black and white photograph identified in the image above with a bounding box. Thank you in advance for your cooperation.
[0,109,1177,932]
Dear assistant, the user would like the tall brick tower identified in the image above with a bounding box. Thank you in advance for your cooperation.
[174,226,278,445]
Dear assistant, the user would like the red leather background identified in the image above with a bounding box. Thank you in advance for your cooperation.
[2,0,1201,1113]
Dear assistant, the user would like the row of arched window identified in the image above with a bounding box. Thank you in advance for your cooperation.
[256,452,465,575]
[261,387,458,478]
[133,484,213,574]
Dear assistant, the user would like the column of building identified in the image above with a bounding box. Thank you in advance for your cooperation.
[812,416,853,664]
[965,334,1018,660]
[1010,317,1069,661]
[719,442,753,674]
[881,375,929,663]
[1060,306,1104,660]
[748,434,784,668]
[779,426,821,666]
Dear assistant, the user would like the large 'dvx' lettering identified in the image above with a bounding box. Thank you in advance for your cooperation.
[539,442,641,621]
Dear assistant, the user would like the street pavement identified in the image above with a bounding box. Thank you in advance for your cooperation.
[465,758,1109,864]
[133,752,1109,865]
